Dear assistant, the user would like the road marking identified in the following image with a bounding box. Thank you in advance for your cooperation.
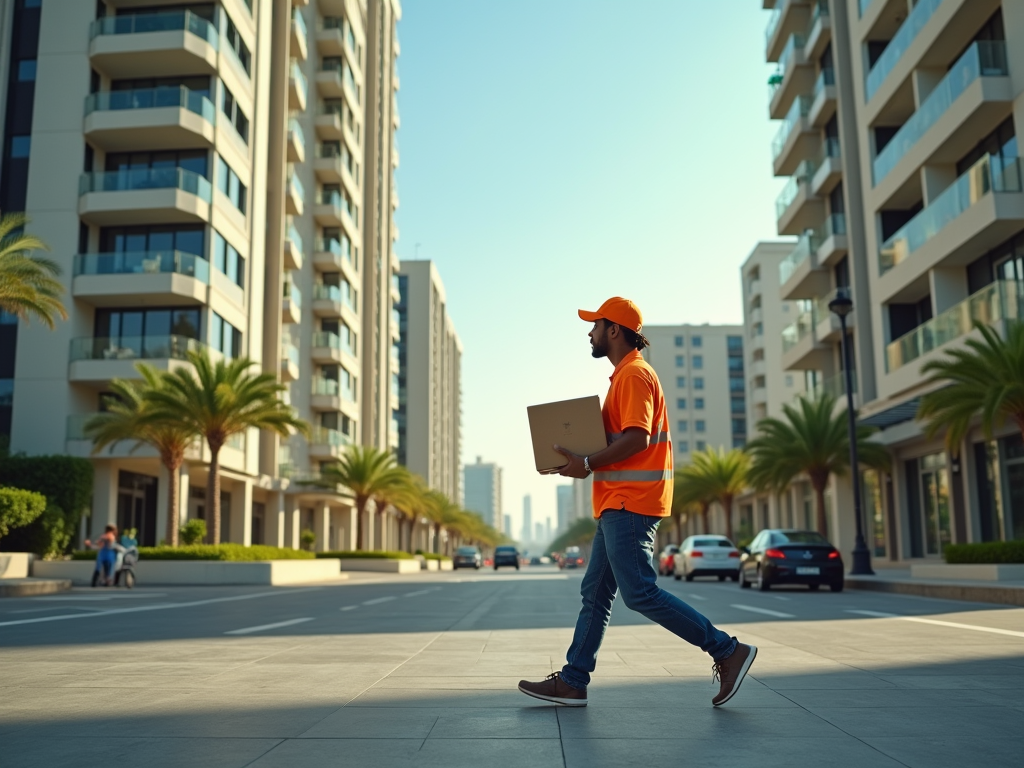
[225,617,314,635]
[30,593,167,601]
[0,587,323,628]
[771,596,791,601]
[362,596,397,606]
[403,588,439,598]
[730,604,795,619]
[8,606,110,615]
[845,610,1024,639]
[340,605,359,612]
[687,594,708,601]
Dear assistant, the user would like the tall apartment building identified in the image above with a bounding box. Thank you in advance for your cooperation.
[555,483,573,533]
[763,0,1024,558]
[0,0,402,551]
[463,456,501,531]
[520,494,531,544]
[395,260,462,503]
[641,324,747,461]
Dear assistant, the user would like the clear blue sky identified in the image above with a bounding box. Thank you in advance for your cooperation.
[395,0,786,541]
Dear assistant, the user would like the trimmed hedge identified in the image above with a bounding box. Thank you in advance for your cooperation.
[418,553,451,562]
[72,544,315,561]
[0,456,93,556]
[945,541,1024,564]
[316,550,414,560]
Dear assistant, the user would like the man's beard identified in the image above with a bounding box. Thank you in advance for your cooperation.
[591,336,609,358]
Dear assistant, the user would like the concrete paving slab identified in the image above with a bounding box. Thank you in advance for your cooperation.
[2,735,281,768]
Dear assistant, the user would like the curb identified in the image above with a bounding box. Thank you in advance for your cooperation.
[847,576,1024,607]
[0,578,73,598]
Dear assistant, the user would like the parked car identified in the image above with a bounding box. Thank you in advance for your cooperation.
[539,556,552,565]
[559,546,585,569]
[673,536,740,581]
[453,546,482,570]
[494,546,520,570]
[739,529,844,592]
[658,544,680,576]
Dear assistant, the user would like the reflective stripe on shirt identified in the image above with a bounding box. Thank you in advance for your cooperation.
[593,469,674,482]
[606,431,670,444]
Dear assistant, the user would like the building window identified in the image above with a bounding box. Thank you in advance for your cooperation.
[210,311,242,358]
[691,335,702,347]
[731,397,746,414]
[224,15,252,75]
[692,355,703,369]
[676,398,686,409]
[675,355,685,367]
[694,377,704,390]
[677,420,688,432]
[728,356,744,372]
[785,375,793,387]
[727,335,743,351]
[732,418,746,434]
[216,155,247,214]
[694,398,704,410]
[696,440,706,451]
[733,437,747,449]
[695,420,706,433]
[676,376,686,388]
[674,335,684,347]
[212,230,245,288]
[678,441,689,453]
[730,377,745,392]
[220,84,249,144]
[16,60,36,81]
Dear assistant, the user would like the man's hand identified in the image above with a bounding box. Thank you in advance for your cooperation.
[538,444,590,479]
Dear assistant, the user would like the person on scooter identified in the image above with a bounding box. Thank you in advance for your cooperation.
[85,525,118,587]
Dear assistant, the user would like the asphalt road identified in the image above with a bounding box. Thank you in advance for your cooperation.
[2,565,1023,767]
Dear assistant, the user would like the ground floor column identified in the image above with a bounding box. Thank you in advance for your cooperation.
[266,492,286,548]
[228,479,253,546]
[314,502,330,553]
[90,462,118,539]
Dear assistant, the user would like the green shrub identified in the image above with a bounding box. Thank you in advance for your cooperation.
[179,519,207,546]
[300,528,317,551]
[316,550,414,560]
[945,541,1024,564]
[0,456,93,556]
[418,553,451,561]
[71,544,314,561]
[0,487,47,541]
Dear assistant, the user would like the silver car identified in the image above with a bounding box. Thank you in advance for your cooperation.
[673,535,741,582]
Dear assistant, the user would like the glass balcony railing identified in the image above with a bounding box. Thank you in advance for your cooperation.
[874,41,1009,185]
[290,61,308,99]
[313,283,356,311]
[777,34,805,79]
[809,371,856,400]
[812,67,835,101]
[288,172,305,203]
[343,65,359,103]
[812,288,846,327]
[779,233,815,286]
[282,342,300,368]
[79,167,212,202]
[319,100,343,118]
[864,0,941,102]
[859,0,875,17]
[291,8,307,41]
[772,95,811,160]
[311,330,355,357]
[73,251,209,282]
[88,10,219,48]
[283,281,302,309]
[286,224,303,254]
[810,0,829,26]
[84,86,215,124]
[70,334,207,362]
[820,211,847,240]
[775,160,813,220]
[288,118,305,153]
[318,237,353,266]
[319,189,350,216]
[310,426,352,448]
[781,305,817,354]
[765,1,785,46]
[886,280,1024,371]
[879,154,1022,274]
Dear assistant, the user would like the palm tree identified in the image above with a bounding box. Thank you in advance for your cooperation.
[144,351,308,544]
[677,448,749,541]
[0,212,66,328]
[84,366,199,546]
[675,467,715,534]
[320,445,409,550]
[421,489,461,555]
[747,393,890,537]
[918,321,1024,450]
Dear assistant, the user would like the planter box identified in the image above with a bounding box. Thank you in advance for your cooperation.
[32,558,342,586]
[337,558,421,573]
[911,564,1024,582]
[0,553,34,579]
[438,560,453,571]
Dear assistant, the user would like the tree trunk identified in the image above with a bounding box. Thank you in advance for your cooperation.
[207,445,221,545]
[812,480,829,537]
[700,502,710,534]
[163,454,182,547]
[722,494,734,542]
[674,516,682,545]
[356,497,367,551]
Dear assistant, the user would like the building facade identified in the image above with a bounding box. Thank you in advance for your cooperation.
[763,0,1024,558]
[641,324,747,462]
[395,260,462,503]
[555,483,573,533]
[463,456,501,531]
[1,0,403,551]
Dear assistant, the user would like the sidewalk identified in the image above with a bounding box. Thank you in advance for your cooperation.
[0,577,71,598]
[847,568,1024,607]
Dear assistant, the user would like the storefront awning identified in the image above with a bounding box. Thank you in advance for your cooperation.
[859,398,921,430]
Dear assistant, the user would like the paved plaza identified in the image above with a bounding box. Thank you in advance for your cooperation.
[2,566,1023,767]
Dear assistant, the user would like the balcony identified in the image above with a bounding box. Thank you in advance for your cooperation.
[765,0,811,63]
[282,280,302,324]
[311,331,356,366]
[281,342,300,382]
[291,10,308,61]
[807,372,856,402]
[772,96,818,177]
[89,10,218,78]
[314,143,350,185]
[309,425,352,460]
[69,335,210,383]
[810,136,842,196]
[804,0,831,61]
[287,118,305,163]
[316,61,345,98]
[316,17,346,57]
[83,86,216,151]
[808,67,836,128]
[814,212,848,268]
[285,171,305,216]
[72,251,209,305]
[311,376,358,414]
[313,238,355,273]
[778,229,831,301]
[78,167,212,225]
[879,155,1024,286]
[864,0,941,104]
[311,283,355,321]
[289,61,308,111]
[284,223,303,270]
[812,289,846,344]
[781,305,830,371]
[315,101,343,139]
[313,190,355,235]
[768,34,812,121]
[775,162,824,236]
[886,280,1024,373]
[873,41,1010,190]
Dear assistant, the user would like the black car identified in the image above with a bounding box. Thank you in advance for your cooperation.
[453,546,481,570]
[739,529,844,592]
[493,545,520,570]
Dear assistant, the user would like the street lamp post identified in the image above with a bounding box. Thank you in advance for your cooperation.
[828,287,874,576]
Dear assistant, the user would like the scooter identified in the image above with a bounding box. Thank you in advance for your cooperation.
[91,544,138,589]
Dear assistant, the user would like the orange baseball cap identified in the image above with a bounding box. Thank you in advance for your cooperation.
[578,297,643,332]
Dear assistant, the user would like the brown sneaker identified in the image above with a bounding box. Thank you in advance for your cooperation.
[711,643,757,706]
[518,672,588,707]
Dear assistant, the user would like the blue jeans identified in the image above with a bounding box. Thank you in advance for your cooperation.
[560,510,737,689]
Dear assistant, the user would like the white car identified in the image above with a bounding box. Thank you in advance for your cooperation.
[673,535,741,582]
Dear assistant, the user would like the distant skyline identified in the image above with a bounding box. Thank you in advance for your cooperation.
[396,1,785,538]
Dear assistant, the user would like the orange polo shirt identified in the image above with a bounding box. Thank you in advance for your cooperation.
[591,350,673,518]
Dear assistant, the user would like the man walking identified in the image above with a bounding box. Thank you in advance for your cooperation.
[518,297,756,708]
